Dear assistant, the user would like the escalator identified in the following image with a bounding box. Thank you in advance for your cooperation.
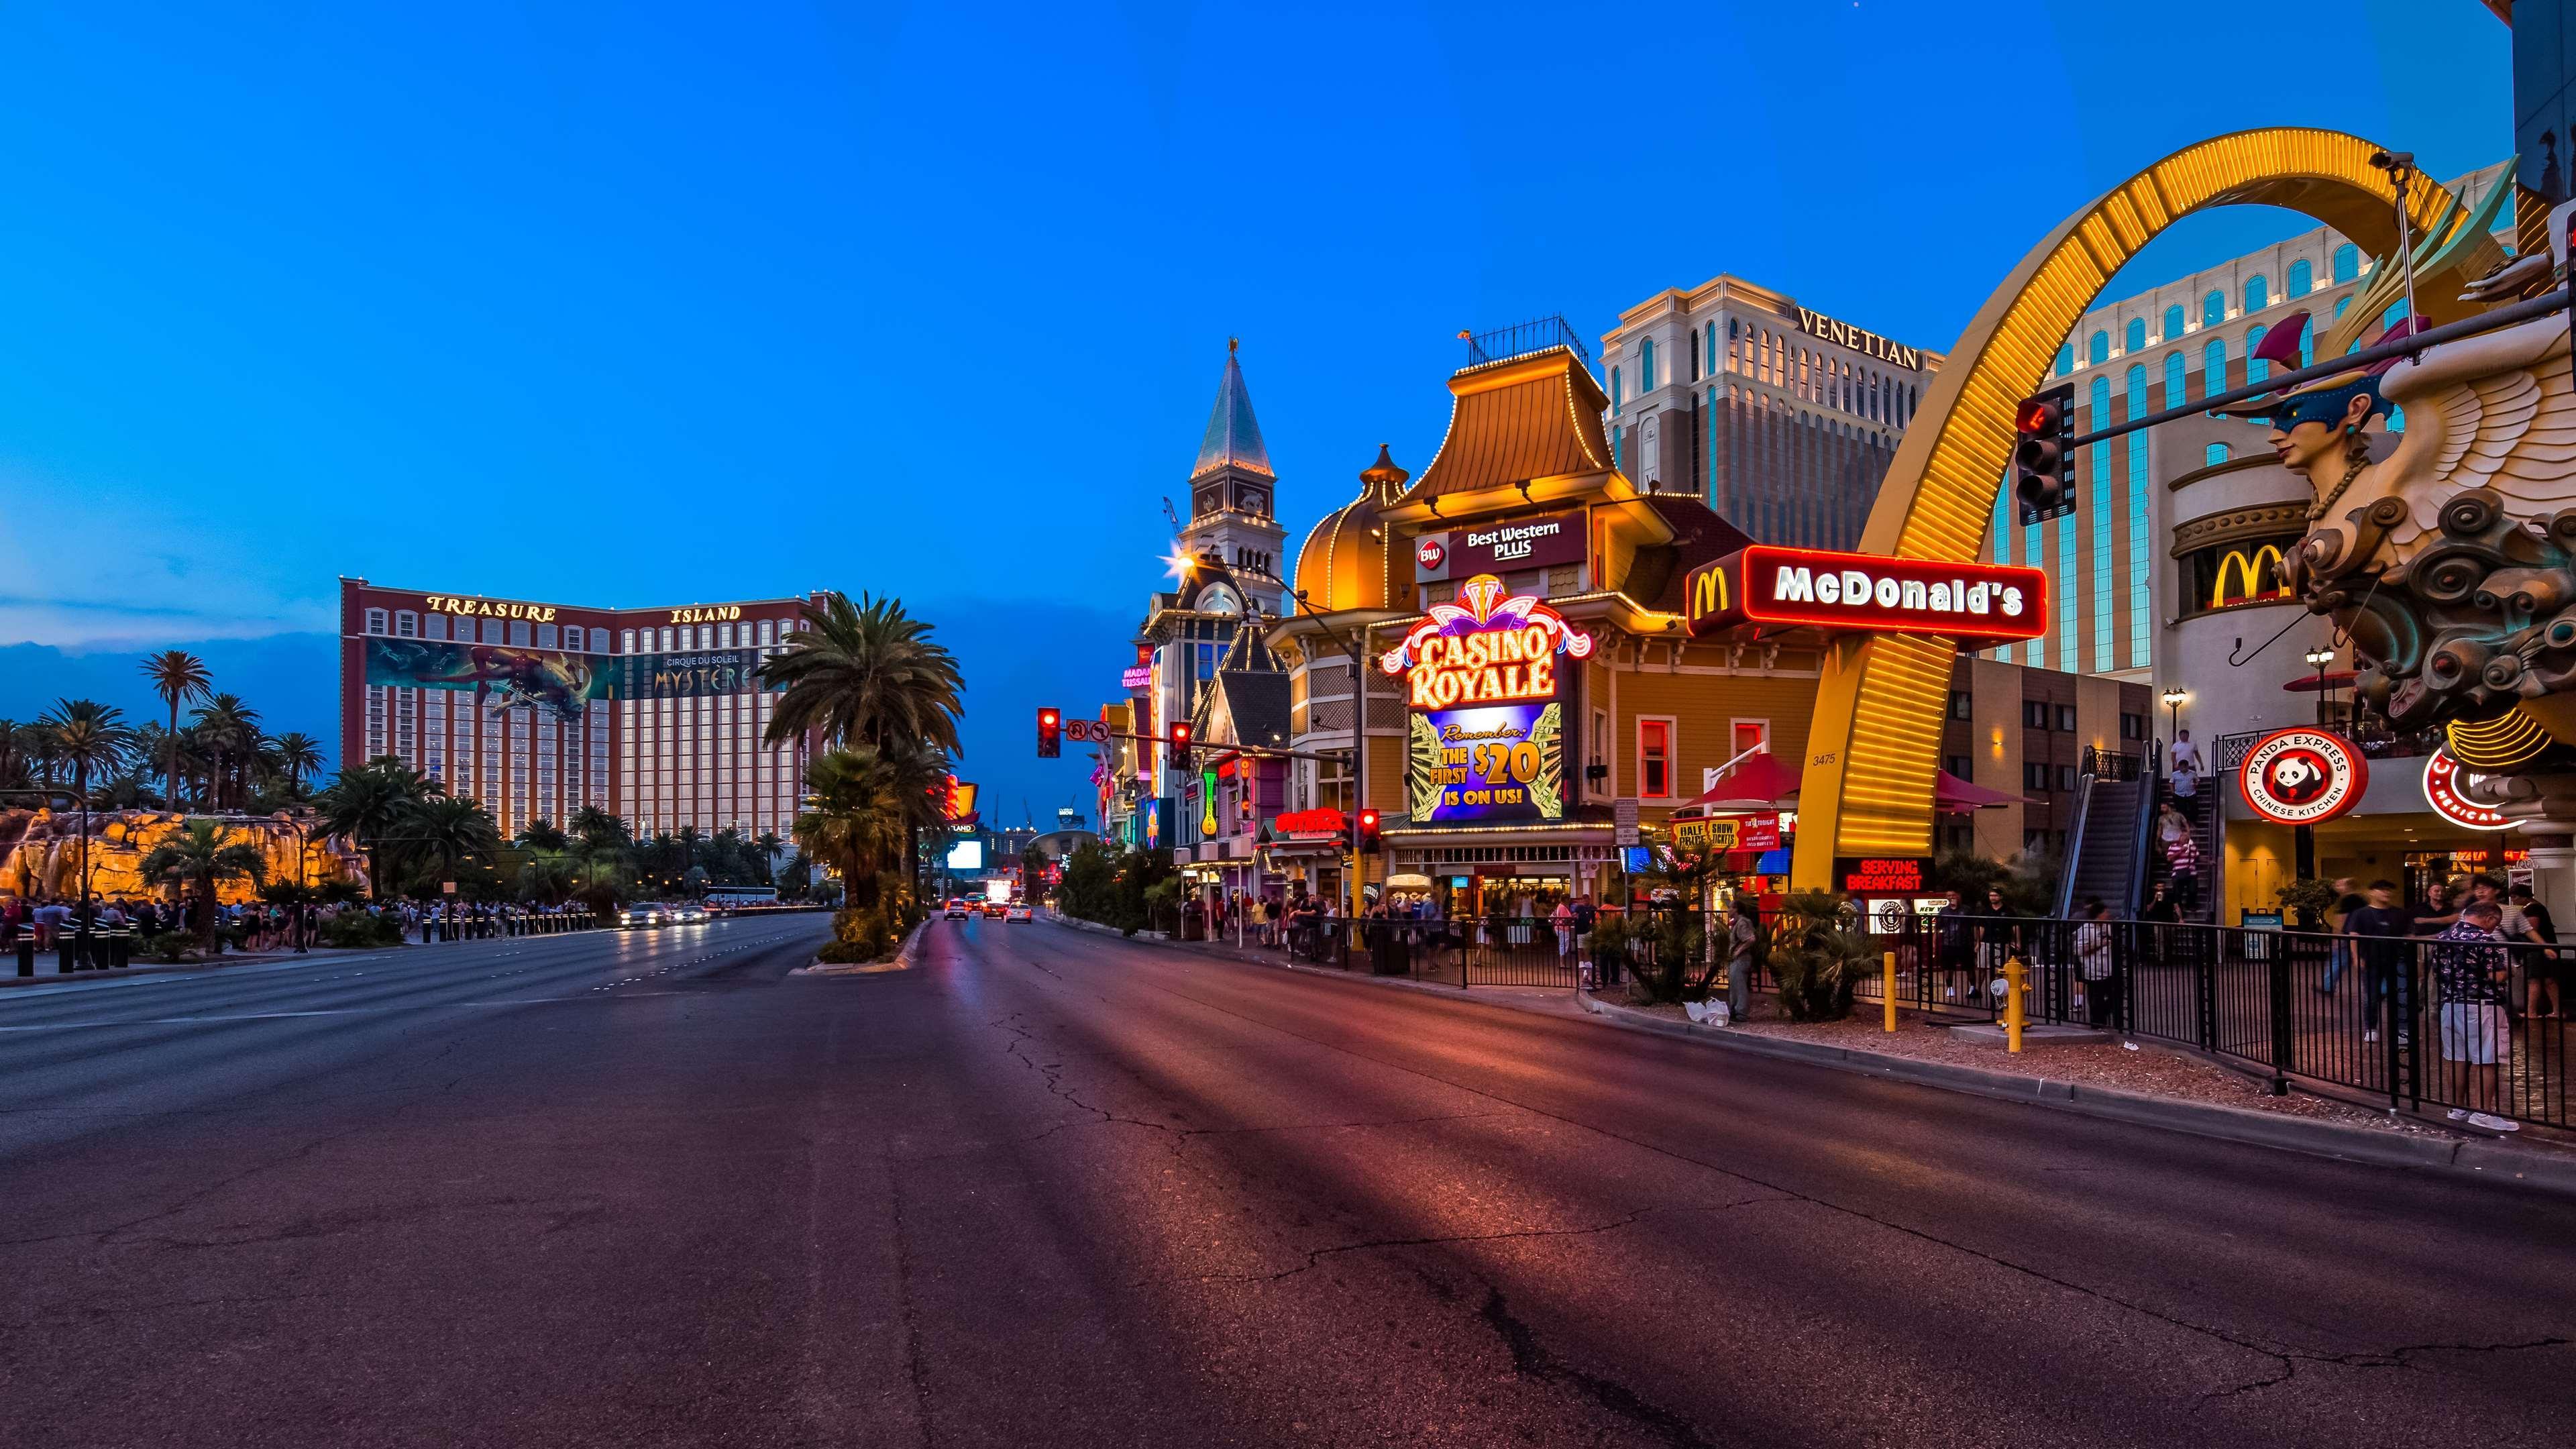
[2055,747,2159,919]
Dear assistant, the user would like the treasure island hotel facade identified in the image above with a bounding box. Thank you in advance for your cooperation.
[337,580,818,842]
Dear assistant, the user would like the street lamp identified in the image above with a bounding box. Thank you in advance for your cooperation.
[2160,686,2188,743]
[2304,645,2336,729]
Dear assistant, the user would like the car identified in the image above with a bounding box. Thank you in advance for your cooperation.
[674,904,709,924]
[944,901,971,920]
[982,901,1007,918]
[1005,904,1032,923]
[619,904,670,929]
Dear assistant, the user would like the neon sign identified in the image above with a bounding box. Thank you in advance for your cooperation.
[1684,545,2047,641]
[1381,574,1595,708]
[2423,749,2514,830]
[2237,729,2366,826]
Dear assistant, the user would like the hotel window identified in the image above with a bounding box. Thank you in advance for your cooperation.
[562,626,583,651]
[2024,763,2051,792]
[2088,330,2108,366]
[2202,290,2224,328]
[720,623,735,647]
[758,619,775,645]
[395,610,417,637]
[2055,343,2074,377]
[621,629,637,653]
[2247,324,2269,382]
[2161,303,2184,341]
[660,627,674,651]
[2202,337,2225,398]
[2288,258,2312,299]
[366,608,388,635]
[1730,720,1769,758]
[1637,718,1674,800]
[2162,350,2184,409]
[2055,704,2076,731]
[1688,327,1701,382]
[2206,443,2231,466]
[1947,690,1972,720]
[1703,323,1716,378]
[536,624,557,648]
[2332,243,2360,283]
[2024,700,2050,730]
[426,614,449,641]
[2244,274,2268,313]
[2123,318,2145,353]
[509,621,531,646]
[2121,712,2147,740]
[1611,366,1622,413]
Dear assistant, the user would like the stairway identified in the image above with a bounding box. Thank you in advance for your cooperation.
[2143,786,2221,922]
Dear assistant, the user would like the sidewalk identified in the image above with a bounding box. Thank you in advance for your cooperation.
[0,943,398,989]
[1043,912,2576,1197]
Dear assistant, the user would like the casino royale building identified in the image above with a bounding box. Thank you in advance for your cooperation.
[1259,323,2145,912]
[337,580,820,842]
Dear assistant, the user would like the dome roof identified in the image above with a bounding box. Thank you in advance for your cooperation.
[1293,445,1409,612]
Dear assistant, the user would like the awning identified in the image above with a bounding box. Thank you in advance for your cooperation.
[1670,750,1801,816]
[1385,873,1435,890]
[2282,672,2359,692]
[1933,769,2032,812]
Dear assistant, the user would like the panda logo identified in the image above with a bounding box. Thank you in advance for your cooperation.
[2263,749,2332,806]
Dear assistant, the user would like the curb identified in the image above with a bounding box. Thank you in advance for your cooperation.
[792,917,928,977]
[1572,991,2576,1198]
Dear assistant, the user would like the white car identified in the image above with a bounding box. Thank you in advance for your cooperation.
[674,904,710,924]
[1005,904,1032,923]
[619,904,669,929]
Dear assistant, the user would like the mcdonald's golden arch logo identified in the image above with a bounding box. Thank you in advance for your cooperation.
[2210,545,2292,609]
[1689,564,1730,619]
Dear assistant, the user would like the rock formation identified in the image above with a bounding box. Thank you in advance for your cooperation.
[0,809,368,904]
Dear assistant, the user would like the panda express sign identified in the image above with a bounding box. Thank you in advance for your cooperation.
[1684,545,2048,643]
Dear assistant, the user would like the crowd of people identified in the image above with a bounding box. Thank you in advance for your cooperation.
[1187,887,1611,963]
[0,890,605,964]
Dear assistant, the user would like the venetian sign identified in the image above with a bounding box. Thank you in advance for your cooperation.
[2237,729,2367,826]
[2422,749,2514,830]
[1686,546,2047,641]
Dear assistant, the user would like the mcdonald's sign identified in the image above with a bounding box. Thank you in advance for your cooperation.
[2209,544,2294,610]
[1683,545,2048,643]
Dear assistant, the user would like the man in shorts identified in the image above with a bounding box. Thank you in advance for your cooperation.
[2428,900,2520,1132]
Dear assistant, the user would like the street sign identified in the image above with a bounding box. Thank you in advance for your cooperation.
[1613,798,1640,847]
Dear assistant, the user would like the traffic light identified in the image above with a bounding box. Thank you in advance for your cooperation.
[2012,384,2077,525]
[1356,807,1381,854]
[1169,720,1192,768]
[1036,707,1061,757]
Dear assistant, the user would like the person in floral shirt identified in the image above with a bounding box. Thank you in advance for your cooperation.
[2428,900,2520,1132]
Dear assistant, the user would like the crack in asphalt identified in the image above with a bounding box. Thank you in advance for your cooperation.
[1174,1205,1666,1287]
[1477,1281,1724,1449]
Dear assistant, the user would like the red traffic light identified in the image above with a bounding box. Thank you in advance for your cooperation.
[1356,807,1381,853]
[2012,384,2077,526]
[1036,707,1062,757]
[1168,721,1193,765]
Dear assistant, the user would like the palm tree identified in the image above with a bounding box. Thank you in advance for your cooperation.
[753,830,785,884]
[190,694,264,811]
[517,818,568,853]
[0,719,23,789]
[138,820,268,951]
[405,795,500,885]
[37,699,134,902]
[268,732,325,797]
[314,755,443,896]
[675,823,702,872]
[759,592,965,757]
[568,806,630,853]
[792,745,909,916]
[515,850,578,905]
[140,650,211,811]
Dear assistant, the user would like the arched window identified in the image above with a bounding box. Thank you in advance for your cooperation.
[2332,243,2359,283]
[2163,303,2185,340]
[2055,342,2074,376]
[2245,274,2269,313]
[2203,290,2225,328]
[2202,337,2226,398]
[1640,338,1656,392]
[2125,364,2151,667]
[1705,325,1717,377]
[2299,322,2314,368]
[1611,367,1623,413]
[2333,295,2351,319]
[2089,330,2110,365]
[2163,350,2186,408]
[2247,324,2269,382]
[2206,443,2231,466]
[2381,299,2410,330]
[2121,317,2143,353]
[1688,328,1701,382]
[2288,258,2312,298]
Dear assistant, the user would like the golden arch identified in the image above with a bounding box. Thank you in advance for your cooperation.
[2210,545,2292,609]
[1792,127,2486,888]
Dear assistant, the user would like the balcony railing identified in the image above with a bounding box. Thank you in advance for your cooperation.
[1463,316,1592,370]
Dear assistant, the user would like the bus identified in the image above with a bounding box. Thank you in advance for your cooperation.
[702,885,780,912]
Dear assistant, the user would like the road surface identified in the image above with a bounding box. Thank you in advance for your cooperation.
[3,912,2569,1446]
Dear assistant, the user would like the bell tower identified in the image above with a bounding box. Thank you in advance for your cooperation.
[1179,338,1289,616]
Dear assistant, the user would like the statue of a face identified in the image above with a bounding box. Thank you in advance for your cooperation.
[2267,418,2343,481]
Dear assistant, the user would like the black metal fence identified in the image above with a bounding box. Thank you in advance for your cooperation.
[1263,914,1599,989]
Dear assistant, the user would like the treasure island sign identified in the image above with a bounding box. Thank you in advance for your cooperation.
[1685,545,2049,643]
[1382,574,1595,824]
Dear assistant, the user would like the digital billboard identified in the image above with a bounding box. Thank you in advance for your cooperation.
[946,839,985,871]
[1385,573,1591,826]
[608,648,784,701]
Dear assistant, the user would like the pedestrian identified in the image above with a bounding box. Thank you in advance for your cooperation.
[2427,899,2522,1132]
[1572,894,1598,971]
[1726,896,1762,1022]
[2343,879,2416,1044]
[1976,888,2020,973]
[1551,897,1575,959]
[2168,729,2202,778]
[2075,898,2121,1028]
[2319,876,2363,995]
[2155,802,2199,910]
[2510,883,2559,1019]
[2414,877,2462,936]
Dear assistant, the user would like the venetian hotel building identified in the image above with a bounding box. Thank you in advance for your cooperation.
[337,580,818,841]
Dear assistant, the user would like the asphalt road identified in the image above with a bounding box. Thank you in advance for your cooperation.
[3,913,2571,1448]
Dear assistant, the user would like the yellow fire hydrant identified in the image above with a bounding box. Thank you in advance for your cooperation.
[2003,953,2029,1053]
[1883,951,1898,1034]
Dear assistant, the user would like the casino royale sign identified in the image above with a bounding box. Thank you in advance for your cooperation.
[1685,546,2047,643]
[1387,574,1594,824]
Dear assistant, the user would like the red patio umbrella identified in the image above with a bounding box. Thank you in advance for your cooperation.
[1671,751,1803,816]
[1932,769,2031,812]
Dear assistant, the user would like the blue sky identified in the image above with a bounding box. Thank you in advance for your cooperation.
[0,1,2514,824]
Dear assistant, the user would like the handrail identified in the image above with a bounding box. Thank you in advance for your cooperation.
[2054,769,2095,920]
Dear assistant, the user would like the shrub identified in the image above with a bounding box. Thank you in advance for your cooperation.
[318,912,404,949]
[816,906,895,963]
[1619,906,1711,1005]
[142,931,199,964]
[1769,891,1876,1021]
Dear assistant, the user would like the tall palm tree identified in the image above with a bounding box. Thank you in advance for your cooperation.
[568,805,630,853]
[516,817,568,853]
[759,592,965,757]
[792,746,909,914]
[140,650,212,812]
[0,719,23,789]
[189,694,264,812]
[138,820,267,951]
[37,699,133,902]
[752,830,785,884]
[268,732,324,798]
[313,756,442,896]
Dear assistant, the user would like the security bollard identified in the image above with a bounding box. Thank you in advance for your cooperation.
[1883,951,1898,1034]
[2004,954,2028,1054]
[58,936,76,974]
[109,928,131,969]
[16,937,33,976]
